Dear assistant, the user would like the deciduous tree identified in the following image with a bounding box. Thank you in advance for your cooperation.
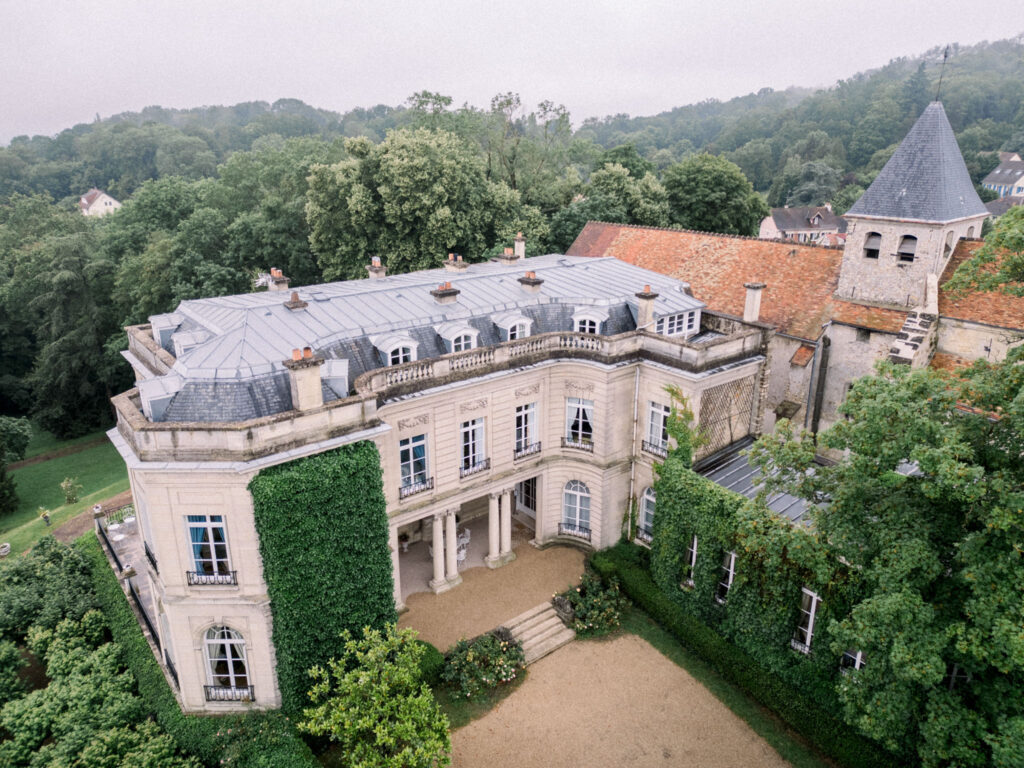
[663,154,768,235]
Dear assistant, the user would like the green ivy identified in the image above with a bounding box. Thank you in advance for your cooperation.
[248,440,396,713]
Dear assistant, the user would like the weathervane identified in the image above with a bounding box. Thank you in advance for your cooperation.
[935,46,950,102]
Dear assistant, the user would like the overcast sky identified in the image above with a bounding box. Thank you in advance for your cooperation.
[1,0,1022,144]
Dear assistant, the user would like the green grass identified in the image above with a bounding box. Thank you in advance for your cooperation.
[434,673,526,730]
[618,606,833,768]
[22,422,111,460]
[1,440,129,555]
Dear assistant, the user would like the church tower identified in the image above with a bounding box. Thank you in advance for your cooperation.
[836,102,989,308]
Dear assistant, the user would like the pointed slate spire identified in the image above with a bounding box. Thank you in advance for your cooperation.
[846,102,988,222]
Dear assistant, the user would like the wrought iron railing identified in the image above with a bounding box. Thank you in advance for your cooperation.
[641,440,669,459]
[459,458,490,478]
[128,580,161,653]
[398,477,434,499]
[186,570,238,586]
[97,523,123,572]
[790,637,812,655]
[513,441,542,460]
[164,651,179,690]
[144,541,159,573]
[561,437,594,452]
[204,685,255,702]
[558,522,592,541]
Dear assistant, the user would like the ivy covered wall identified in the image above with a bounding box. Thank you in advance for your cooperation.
[650,453,861,710]
[249,440,396,713]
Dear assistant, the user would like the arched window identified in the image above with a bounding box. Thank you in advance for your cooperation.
[863,232,881,259]
[897,235,917,263]
[507,322,528,340]
[452,334,473,352]
[639,487,656,541]
[389,346,413,365]
[943,231,955,259]
[967,226,975,238]
[204,626,251,700]
[561,480,591,538]
[576,318,598,334]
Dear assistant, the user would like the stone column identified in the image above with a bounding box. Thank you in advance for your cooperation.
[485,492,501,568]
[429,514,445,591]
[445,511,460,585]
[390,525,405,612]
[500,488,513,555]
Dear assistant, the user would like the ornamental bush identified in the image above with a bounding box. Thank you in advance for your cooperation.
[560,570,627,637]
[442,629,525,700]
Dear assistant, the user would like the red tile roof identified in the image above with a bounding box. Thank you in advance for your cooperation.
[568,222,907,339]
[930,352,973,375]
[79,188,103,207]
[939,240,1024,330]
[790,344,815,367]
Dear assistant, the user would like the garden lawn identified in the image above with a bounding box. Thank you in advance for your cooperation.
[2,440,128,554]
[21,422,110,460]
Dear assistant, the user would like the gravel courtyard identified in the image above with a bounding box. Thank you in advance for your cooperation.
[451,633,791,768]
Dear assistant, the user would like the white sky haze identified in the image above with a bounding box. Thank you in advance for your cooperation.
[1,0,1022,143]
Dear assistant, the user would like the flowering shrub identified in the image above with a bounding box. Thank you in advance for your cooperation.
[561,571,627,637]
[441,629,525,699]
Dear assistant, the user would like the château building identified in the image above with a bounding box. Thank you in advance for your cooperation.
[104,241,772,711]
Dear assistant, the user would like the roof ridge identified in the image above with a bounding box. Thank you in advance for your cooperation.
[583,221,846,250]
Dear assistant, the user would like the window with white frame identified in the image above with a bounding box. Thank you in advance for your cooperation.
[840,650,866,673]
[187,515,231,577]
[452,334,474,352]
[460,418,486,471]
[639,487,656,541]
[791,588,820,653]
[715,551,737,604]
[572,308,607,335]
[683,535,698,587]
[647,402,671,449]
[492,311,532,342]
[655,311,698,336]
[576,318,598,334]
[204,626,250,696]
[389,346,413,365]
[399,434,428,488]
[565,397,594,444]
[515,402,537,453]
[562,480,591,532]
[507,322,528,340]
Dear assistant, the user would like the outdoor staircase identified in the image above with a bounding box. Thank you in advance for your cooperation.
[506,601,575,665]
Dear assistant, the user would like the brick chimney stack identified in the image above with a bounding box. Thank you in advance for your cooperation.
[268,267,290,292]
[283,346,324,411]
[444,253,468,273]
[513,231,526,260]
[635,285,659,330]
[497,246,518,266]
[366,256,386,279]
[518,270,544,294]
[430,281,460,304]
[743,283,766,323]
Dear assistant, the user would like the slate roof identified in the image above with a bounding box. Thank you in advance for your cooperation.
[938,239,1024,331]
[567,222,908,339]
[847,102,989,223]
[982,161,1024,190]
[145,254,707,422]
[769,206,847,233]
[986,196,1024,217]
[698,443,811,525]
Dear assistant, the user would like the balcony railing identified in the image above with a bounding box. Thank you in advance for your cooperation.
[399,477,434,499]
[513,441,542,460]
[204,684,255,702]
[561,437,594,452]
[558,522,592,541]
[790,637,812,655]
[187,570,238,586]
[642,440,669,459]
[636,529,653,545]
[144,541,159,573]
[164,651,179,690]
[459,458,490,478]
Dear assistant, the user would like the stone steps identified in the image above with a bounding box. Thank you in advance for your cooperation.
[505,601,575,665]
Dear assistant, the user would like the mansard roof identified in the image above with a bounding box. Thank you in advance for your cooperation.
[846,102,989,223]
[769,206,847,233]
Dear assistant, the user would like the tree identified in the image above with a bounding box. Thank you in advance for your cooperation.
[299,624,451,768]
[748,359,1024,765]
[663,154,768,235]
[0,416,30,516]
[946,205,1024,296]
[785,161,842,207]
[592,143,655,179]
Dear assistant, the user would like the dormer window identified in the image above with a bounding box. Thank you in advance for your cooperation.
[452,334,473,352]
[435,321,480,353]
[863,232,881,259]
[390,346,412,365]
[372,332,418,366]
[577,318,598,334]
[572,307,608,335]
[655,312,698,337]
[491,311,532,342]
[897,235,917,263]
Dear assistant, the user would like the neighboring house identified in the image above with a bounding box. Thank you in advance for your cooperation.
[982,159,1024,197]
[986,195,1024,218]
[570,102,1019,438]
[998,151,1022,163]
[79,188,122,216]
[105,243,772,712]
[758,205,847,243]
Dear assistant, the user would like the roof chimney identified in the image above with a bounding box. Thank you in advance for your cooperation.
[268,267,290,292]
[366,256,386,280]
[283,346,325,411]
[635,284,659,331]
[497,246,518,266]
[430,281,460,304]
[444,252,468,273]
[513,231,526,260]
[285,291,308,311]
[743,283,766,323]
[518,270,544,294]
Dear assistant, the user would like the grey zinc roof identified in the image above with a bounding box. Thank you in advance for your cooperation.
[147,254,705,422]
[700,449,811,525]
[770,206,847,233]
[846,102,989,223]
[982,161,1024,188]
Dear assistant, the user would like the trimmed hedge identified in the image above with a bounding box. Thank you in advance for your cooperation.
[417,639,445,688]
[248,440,396,714]
[80,534,317,767]
[591,543,901,768]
